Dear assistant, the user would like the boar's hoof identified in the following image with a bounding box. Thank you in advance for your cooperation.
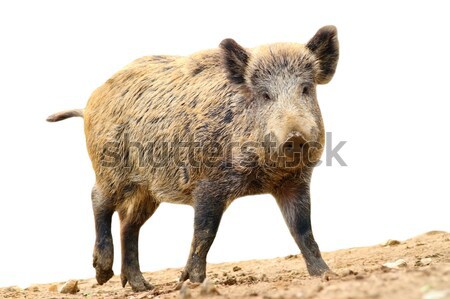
[93,254,114,285]
[180,268,206,283]
[307,263,330,276]
[121,271,153,292]
[95,268,114,285]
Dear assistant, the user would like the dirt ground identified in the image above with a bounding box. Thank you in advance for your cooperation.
[2,231,449,299]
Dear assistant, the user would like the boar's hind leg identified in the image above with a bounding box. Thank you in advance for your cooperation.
[274,176,330,276]
[180,181,228,283]
[92,185,115,285]
[118,193,159,292]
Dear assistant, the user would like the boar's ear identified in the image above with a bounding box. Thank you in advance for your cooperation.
[306,25,339,84]
[219,38,249,85]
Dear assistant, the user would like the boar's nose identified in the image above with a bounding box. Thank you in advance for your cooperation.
[281,131,307,158]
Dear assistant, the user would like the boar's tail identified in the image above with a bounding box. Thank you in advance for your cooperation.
[46,109,84,122]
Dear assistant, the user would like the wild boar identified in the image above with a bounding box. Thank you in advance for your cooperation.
[47,25,339,291]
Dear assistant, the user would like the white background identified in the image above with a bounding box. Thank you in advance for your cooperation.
[0,0,449,288]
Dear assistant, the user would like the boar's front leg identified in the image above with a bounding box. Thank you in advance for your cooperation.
[118,195,159,292]
[274,172,330,276]
[180,180,228,283]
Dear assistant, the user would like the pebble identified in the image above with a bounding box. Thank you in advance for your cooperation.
[383,239,401,246]
[60,280,79,294]
[233,266,242,272]
[422,290,450,299]
[416,258,432,266]
[382,259,408,269]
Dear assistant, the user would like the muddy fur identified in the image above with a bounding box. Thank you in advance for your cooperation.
[48,26,339,291]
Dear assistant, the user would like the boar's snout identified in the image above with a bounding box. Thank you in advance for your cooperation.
[280,131,307,159]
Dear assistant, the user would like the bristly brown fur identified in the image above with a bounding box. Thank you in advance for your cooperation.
[48,26,340,291]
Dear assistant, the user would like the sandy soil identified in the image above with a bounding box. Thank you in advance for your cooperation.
[2,231,449,299]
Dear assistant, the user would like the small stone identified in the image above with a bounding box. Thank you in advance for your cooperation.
[382,259,408,269]
[233,266,242,272]
[260,273,269,282]
[179,281,191,299]
[383,239,401,246]
[60,280,79,294]
[422,290,450,299]
[416,257,432,266]
[200,278,220,296]
[48,284,58,292]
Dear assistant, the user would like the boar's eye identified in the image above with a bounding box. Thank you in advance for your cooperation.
[262,92,271,101]
[302,86,310,96]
